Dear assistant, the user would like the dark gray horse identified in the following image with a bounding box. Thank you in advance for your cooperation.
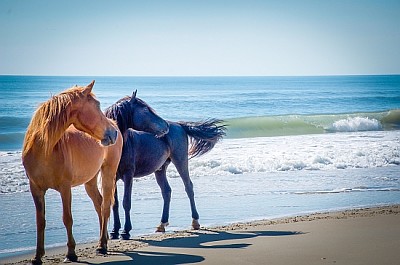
[105,91,226,239]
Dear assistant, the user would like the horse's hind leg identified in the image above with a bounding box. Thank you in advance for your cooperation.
[84,174,103,233]
[30,182,46,265]
[155,161,172,232]
[172,158,200,230]
[110,183,121,239]
[60,186,78,262]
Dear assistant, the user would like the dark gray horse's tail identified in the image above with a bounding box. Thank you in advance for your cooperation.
[178,119,226,158]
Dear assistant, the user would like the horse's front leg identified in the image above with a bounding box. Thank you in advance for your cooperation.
[110,183,121,239]
[121,175,133,240]
[155,164,172,232]
[60,186,78,262]
[30,183,47,265]
[84,175,103,233]
[97,167,117,254]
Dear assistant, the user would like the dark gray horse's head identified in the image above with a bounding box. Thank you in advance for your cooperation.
[127,90,169,137]
[105,91,169,137]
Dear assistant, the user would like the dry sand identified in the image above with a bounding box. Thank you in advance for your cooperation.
[2,205,399,265]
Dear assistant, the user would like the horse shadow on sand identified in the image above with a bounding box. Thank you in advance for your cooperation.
[83,229,304,265]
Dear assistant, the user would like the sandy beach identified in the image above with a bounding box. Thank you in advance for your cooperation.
[2,205,399,265]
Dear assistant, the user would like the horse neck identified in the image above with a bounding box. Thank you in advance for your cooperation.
[44,120,72,155]
[112,105,136,135]
[106,101,145,135]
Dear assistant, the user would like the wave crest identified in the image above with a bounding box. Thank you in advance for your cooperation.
[226,110,398,138]
[327,117,382,132]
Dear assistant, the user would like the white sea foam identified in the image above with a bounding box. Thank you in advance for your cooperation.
[1,131,399,194]
[327,117,382,132]
[174,130,400,177]
[0,151,28,194]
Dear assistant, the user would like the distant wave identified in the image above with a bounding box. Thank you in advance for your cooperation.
[326,117,382,132]
[0,116,29,150]
[225,109,400,138]
[1,110,400,150]
[293,187,400,195]
[0,132,25,150]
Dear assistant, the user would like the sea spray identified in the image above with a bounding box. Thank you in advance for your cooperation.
[327,117,382,132]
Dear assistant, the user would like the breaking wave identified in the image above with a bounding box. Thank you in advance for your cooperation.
[225,109,400,138]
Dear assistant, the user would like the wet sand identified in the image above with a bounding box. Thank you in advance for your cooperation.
[2,205,399,265]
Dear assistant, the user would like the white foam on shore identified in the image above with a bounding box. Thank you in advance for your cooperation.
[1,131,400,194]
[177,130,400,177]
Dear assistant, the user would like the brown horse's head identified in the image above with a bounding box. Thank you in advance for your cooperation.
[71,81,118,146]
[23,81,118,156]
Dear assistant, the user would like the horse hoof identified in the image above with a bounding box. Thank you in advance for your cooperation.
[155,226,166,233]
[96,247,108,255]
[192,219,200,230]
[31,257,42,265]
[110,232,120,240]
[120,231,131,240]
[64,253,78,262]
[156,222,168,233]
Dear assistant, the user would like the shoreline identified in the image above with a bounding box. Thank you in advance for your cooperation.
[2,204,399,265]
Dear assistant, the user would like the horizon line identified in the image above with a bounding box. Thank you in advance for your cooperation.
[1,73,400,78]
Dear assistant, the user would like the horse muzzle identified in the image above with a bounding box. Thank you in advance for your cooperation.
[101,128,118,146]
[155,126,169,138]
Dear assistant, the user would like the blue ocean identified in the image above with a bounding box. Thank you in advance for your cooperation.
[1,75,400,260]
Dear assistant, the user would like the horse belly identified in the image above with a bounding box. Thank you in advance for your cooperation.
[133,151,170,177]
[22,150,64,190]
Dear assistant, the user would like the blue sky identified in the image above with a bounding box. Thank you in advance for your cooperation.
[1,0,399,76]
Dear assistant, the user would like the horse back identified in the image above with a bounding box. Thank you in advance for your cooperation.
[163,122,189,159]
[120,129,170,178]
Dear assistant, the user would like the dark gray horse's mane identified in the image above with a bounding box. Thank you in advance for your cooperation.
[105,96,131,134]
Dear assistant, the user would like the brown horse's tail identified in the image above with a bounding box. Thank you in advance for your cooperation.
[178,119,226,158]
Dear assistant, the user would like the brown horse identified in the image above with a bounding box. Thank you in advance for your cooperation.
[22,81,122,264]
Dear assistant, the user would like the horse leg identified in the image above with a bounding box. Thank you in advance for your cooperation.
[84,174,103,234]
[97,166,116,254]
[155,162,172,232]
[121,174,133,240]
[110,182,121,239]
[30,182,46,265]
[174,159,200,230]
[60,186,78,262]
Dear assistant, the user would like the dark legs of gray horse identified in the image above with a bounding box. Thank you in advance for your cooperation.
[120,176,133,239]
[111,160,200,237]
[155,162,172,232]
[111,175,133,240]
[176,164,200,229]
[155,159,200,232]
[110,185,121,239]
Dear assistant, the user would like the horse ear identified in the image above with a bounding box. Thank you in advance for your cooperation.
[82,80,95,96]
[130,90,137,103]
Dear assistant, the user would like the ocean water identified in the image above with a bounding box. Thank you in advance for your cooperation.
[0,75,400,260]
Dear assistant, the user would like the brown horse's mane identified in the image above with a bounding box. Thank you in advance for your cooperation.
[23,86,94,156]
